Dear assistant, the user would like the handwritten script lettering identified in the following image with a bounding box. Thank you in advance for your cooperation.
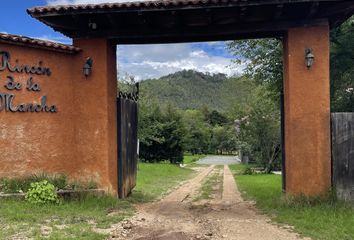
[0,51,57,113]
[0,93,57,113]
[0,51,51,76]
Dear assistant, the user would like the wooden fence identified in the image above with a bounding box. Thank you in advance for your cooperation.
[331,113,354,201]
[117,97,138,199]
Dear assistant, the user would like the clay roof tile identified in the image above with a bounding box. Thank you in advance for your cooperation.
[0,33,81,53]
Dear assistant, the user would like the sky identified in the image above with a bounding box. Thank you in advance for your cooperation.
[0,0,242,80]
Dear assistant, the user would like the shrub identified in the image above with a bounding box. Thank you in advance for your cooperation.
[25,180,60,204]
[243,167,254,175]
[87,179,98,189]
[0,178,23,193]
[139,105,185,164]
[0,173,68,193]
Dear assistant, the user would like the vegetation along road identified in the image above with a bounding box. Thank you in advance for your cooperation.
[108,157,307,240]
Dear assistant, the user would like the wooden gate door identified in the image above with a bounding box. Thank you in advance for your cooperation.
[117,95,138,198]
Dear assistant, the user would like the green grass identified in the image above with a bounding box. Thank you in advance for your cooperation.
[229,163,258,175]
[0,162,196,239]
[183,154,206,164]
[0,173,99,194]
[194,172,219,201]
[234,171,354,240]
[132,162,194,202]
[182,154,207,168]
[0,195,133,239]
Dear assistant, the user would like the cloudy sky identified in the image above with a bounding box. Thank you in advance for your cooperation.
[1,0,242,80]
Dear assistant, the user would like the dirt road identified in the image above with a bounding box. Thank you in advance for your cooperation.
[196,155,240,165]
[109,165,309,240]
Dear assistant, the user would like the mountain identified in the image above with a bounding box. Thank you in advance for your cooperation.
[137,70,255,111]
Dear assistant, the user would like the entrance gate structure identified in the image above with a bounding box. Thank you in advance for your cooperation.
[1,0,353,197]
[117,87,139,198]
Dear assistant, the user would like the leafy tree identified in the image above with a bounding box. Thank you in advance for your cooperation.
[227,17,354,112]
[226,38,283,100]
[139,104,185,164]
[330,17,354,112]
[235,86,281,172]
[207,110,229,126]
[210,125,237,154]
[181,110,211,154]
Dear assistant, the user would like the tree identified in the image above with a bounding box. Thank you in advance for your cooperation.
[207,110,229,126]
[235,86,281,172]
[330,16,354,112]
[138,104,185,164]
[209,125,238,154]
[227,17,354,112]
[226,38,283,100]
[181,110,211,154]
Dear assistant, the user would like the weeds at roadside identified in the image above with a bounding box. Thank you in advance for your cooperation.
[0,194,134,239]
[193,170,222,202]
[0,173,99,194]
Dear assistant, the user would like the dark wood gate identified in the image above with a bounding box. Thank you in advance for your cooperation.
[332,113,354,201]
[117,92,138,199]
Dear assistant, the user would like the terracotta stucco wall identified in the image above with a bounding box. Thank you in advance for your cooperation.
[0,43,77,178]
[72,39,118,194]
[283,24,332,196]
[0,40,118,194]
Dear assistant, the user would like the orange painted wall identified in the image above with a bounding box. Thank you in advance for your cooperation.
[283,24,332,196]
[0,43,77,178]
[0,39,118,195]
[72,38,118,194]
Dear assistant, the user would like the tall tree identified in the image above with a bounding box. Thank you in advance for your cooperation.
[226,38,283,100]
[330,17,354,112]
[227,17,354,112]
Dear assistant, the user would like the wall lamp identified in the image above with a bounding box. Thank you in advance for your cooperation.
[305,48,314,69]
[83,57,93,77]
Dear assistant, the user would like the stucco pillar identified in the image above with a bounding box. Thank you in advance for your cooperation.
[283,24,331,196]
[72,38,118,195]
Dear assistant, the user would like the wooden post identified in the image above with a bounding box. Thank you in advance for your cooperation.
[332,113,354,201]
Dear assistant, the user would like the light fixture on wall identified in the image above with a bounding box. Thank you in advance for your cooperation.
[305,48,314,69]
[83,57,93,77]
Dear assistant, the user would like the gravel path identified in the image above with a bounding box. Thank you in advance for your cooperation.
[196,155,241,165]
[109,165,310,240]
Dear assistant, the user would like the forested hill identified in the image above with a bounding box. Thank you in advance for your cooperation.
[139,70,253,111]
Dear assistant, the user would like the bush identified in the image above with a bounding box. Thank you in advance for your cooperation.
[25,180,60,204]
[139,105,185,164]
[243,167,254,175]
[0,173,68,193]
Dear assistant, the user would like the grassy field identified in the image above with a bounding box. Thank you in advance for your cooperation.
[182,154,207,168]
[0,162,195,239]
[183,154,206,164]
[133,162,194,201]
[0,195,133,239]
[231,166,354,240]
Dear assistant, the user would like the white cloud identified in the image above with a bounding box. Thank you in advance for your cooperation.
[118,43,242,80]
[45,1,242,80]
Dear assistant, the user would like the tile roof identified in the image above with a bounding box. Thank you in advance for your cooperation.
[0,33,80,53]
[26,0,354,43]
[27,0,303,14]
